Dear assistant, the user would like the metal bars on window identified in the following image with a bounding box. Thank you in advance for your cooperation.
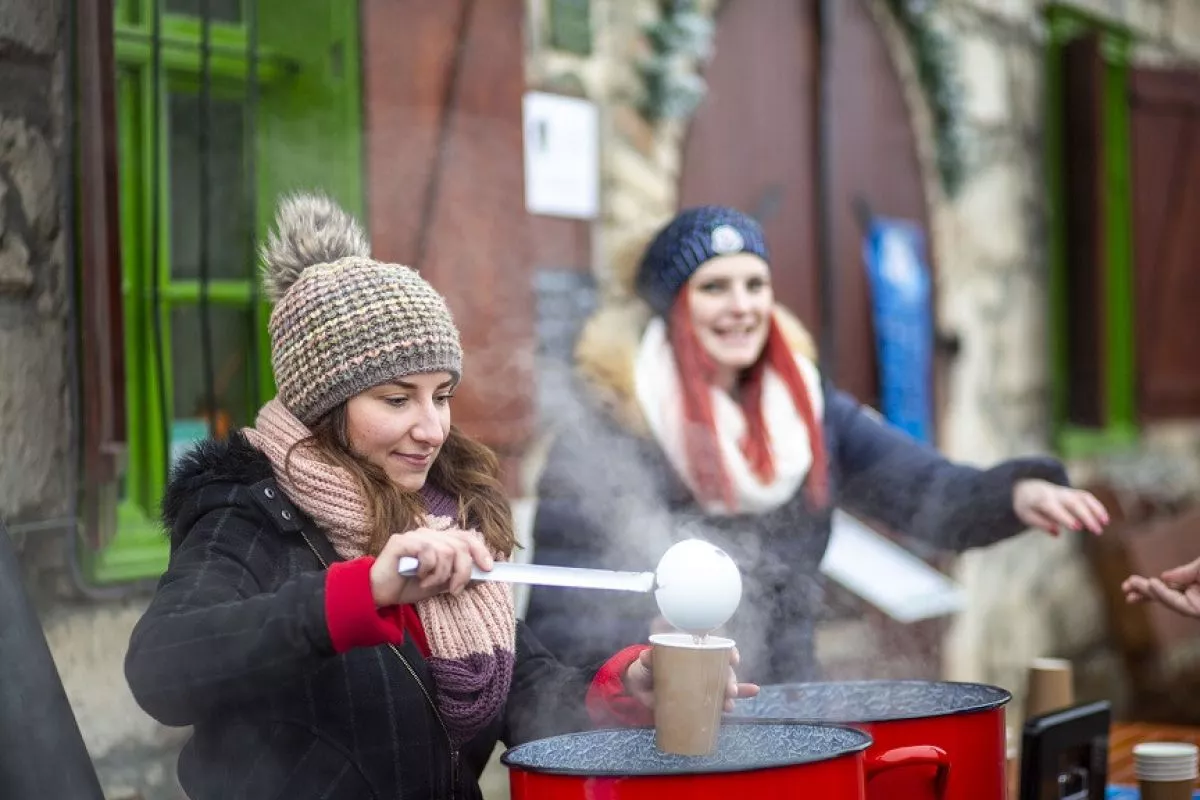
[144,0,262,483]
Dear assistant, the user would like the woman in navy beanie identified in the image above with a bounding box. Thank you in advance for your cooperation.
[523,205,1109,685]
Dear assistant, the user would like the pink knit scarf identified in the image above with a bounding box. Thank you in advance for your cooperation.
[243,398,516,745]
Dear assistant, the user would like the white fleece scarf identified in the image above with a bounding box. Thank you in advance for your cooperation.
[634,317,825,515]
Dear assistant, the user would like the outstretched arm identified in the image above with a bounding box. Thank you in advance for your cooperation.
[829,391,1105,551]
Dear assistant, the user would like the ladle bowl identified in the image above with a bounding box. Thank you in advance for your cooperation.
[653,539,743,636]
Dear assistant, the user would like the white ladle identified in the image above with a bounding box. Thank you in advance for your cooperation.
[397,538,743,637]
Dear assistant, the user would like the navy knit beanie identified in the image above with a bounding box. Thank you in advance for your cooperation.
[635,205,770,315]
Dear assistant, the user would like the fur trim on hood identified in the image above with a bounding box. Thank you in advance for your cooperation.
[573,299,819,438]
[160,433,274,532]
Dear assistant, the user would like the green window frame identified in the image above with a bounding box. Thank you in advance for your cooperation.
[83,0,364,583]
[1044,4,1138,459]
[548,0,592,55]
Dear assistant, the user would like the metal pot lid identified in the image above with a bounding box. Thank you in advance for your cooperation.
[501,722,870,777]
[728,680,1011,724]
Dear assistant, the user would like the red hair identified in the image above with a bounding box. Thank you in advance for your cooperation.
[666,292,828,510]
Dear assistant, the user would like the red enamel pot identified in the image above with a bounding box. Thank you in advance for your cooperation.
[502,722,953,800]
[727,681,1012,800]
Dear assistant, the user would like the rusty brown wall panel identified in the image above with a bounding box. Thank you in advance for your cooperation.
[362,0,536,455]
[528,216,590,275]
[362,0,463,267]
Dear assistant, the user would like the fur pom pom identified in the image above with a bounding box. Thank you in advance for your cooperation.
[260,192,371,302]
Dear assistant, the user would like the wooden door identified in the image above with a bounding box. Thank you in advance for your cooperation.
[679,0,942,679]
[361,0,535,471]
[679,0,821,328]
[1130,67,1200,421]
[679,0,932,410]
[826,0,933,410]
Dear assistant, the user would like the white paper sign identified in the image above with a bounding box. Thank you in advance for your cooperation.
[819,510,965,623]
[522,92,599,220]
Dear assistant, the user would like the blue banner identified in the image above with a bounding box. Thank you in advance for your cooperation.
[862,217,934,444]
[1106,787,1200,799]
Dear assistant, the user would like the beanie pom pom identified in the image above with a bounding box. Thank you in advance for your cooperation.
[260,191,371,302]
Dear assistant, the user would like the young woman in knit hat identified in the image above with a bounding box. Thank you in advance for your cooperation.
[524,204,1110,686]
[124,194,752,800]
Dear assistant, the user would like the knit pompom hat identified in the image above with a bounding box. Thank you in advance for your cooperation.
[261,192,463,425]
[635,205,770,315]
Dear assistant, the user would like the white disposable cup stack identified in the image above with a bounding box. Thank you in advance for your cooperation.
[1134,742,1199,782]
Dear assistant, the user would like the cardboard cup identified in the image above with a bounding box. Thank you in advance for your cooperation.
[1138,778,1196,800]
[650,633,734,756]
[1025,657,1074,718]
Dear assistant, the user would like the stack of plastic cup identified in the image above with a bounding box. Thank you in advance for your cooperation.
[1134,742,1198,800]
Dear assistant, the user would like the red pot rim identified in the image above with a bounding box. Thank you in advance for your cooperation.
[501,723,871,777]
[726,680,1012,724]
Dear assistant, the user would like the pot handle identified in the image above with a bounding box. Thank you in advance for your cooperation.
[865,745,950,800]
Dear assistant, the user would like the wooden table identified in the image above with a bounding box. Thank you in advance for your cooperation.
[1109,722,1200,787]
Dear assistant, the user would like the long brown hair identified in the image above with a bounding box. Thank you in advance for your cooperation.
[667,291,828,510]
[285,403,518,557]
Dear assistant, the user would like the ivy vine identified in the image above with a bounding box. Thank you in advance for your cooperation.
[636,0,715,123]
[882,0,969,198]
[635,0,968,198]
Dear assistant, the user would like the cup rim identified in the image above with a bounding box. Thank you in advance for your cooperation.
[649,633,735,650]
[1029,657,1072,670]
[1134,742,1200,759]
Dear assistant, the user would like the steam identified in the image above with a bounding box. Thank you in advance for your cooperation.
[519,289,967,693]
[297,101,953,715]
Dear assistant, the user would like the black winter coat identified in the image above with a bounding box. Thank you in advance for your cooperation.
[125,434,600,800]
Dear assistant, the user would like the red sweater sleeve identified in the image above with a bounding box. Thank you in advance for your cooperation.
[395,604,431,657]
[586,644,654,727]
[324,557,408,653]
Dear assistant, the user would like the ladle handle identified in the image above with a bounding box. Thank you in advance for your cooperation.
[396,558,656,593]
[865,745,950,800]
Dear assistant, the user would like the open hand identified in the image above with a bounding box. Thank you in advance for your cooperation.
[621,647,759,712]
[1123,555,1200,619]
[1013,479,1109,535]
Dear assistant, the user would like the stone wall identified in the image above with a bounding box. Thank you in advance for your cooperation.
[0,3,185,798]
[0,0,72,528]
[933,1,1200,470]
[526,0,719,295]
[929,0,1200,727]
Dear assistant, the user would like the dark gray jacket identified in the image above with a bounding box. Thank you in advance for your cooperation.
[524,306,1068,684]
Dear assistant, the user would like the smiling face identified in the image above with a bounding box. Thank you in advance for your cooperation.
[685,253,774,387]
[344,372,455,492]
